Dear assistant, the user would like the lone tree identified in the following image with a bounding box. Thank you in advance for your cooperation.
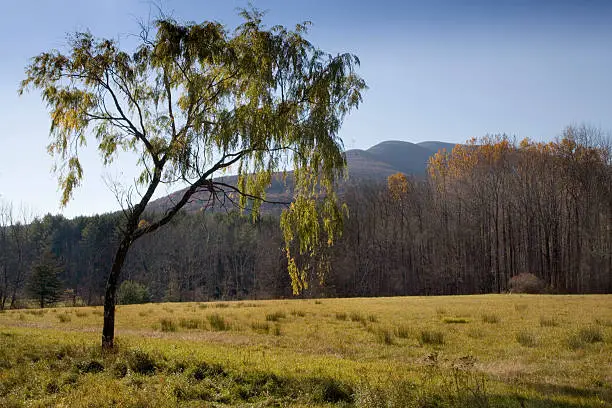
[21,9,365,348]
[27,250,63,308]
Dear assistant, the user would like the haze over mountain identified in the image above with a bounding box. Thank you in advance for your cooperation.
[148,140,458,213]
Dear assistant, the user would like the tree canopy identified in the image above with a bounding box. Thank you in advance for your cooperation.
[21,8,365,347]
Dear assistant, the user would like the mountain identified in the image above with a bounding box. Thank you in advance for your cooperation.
[148,140,458,213]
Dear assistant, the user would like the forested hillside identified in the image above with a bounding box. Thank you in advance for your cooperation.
[0,130,610,307]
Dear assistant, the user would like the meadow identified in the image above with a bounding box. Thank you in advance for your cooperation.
[0,295,610,407]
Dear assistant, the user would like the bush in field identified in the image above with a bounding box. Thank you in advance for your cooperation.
[509,273,545,294]
[117,280,150,305]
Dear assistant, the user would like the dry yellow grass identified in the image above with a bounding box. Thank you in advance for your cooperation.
[0,294,610,407]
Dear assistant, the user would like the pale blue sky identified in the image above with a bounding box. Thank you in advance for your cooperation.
[1,0,611,218]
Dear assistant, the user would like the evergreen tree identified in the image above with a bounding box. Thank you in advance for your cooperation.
[27,250,63,308]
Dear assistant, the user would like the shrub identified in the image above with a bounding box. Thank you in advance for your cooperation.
[509,273,545,294]
[516,331,537,347]
[419,330,445,345]
[117,280,150,304]
[481,313,500,324]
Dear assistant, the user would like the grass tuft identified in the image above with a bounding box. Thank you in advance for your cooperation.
[481,313,500,324]
[516,331,537,347]
[178,318,201,329]
[265,311,286,322]
[335,312,347,321]
[57,313,71,323]
[419,330,445,345]
[207,313,229,331]
[394,324,411,339]
[443,317,469,324]
[159,318,177,332]
[539,316,559,327]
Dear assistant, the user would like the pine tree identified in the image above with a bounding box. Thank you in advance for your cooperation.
[27,250,63,308]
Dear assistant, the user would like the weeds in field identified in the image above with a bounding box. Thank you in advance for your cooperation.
[57,314,71,323]
[179,318,201,329]
[481,313,500,324]
[290,309,305,317]
[74,310,88,318]
[567,326,604,350]
[514,304,528,313]
[394,324,411,339]
[251,321,270,334]
[443,317,469,324]
[207,313,229,331]
[265,311,286,321]
[159,318,177,332]
[516,331,537,347]
[335,312,347,320]
[539,316,559,327]
[419,329,445,345]
[375,327,394,345]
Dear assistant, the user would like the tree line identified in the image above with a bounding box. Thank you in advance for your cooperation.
[0,127,610,308]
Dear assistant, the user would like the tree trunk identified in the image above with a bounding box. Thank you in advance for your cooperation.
[102,239,131,349]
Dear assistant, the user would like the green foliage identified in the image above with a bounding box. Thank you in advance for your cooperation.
[117,280,150,305]
[26,250,63,308]
[20,7,366,303]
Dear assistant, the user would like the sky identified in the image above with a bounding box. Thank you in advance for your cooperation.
[1,0,611,218]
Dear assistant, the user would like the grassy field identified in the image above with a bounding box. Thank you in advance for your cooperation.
[0,295,610,407]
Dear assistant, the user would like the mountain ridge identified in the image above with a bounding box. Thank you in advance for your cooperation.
[148,140,459,213]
